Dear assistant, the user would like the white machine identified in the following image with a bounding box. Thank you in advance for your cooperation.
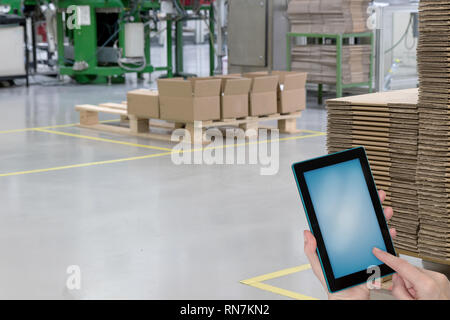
[0,25,26,78]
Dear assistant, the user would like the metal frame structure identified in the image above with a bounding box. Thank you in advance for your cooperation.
[172,4,215,77]
[286,32,374,102]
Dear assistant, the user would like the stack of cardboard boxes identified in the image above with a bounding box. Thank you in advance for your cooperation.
[291,45,371,84]
[126,71,307,123]
[416,0,450,261]
[287,0,371,34]
[327,89,420,252]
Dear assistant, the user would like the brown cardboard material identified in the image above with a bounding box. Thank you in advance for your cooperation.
[127,89,160,119]
[215,76,251,119]
[242,71,269,78]
[272,71,307,114]
[243,75,279,116]
[157,78,221,122]
[328,88,421,253]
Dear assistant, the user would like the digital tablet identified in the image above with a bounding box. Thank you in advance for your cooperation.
[292,147,396,293]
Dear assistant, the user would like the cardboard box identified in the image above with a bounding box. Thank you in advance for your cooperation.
[157,78,221,122]
[215,76,251,119]
[127,89,160,118]
[242,71,269,77]
[272,71,307,114]
[242,73,279,116]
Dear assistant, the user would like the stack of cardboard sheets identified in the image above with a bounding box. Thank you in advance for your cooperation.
[287,0,370,34]
[327,89,419,252]
[291,45,371,84]
[388,95,419,253]
[416,0,450,261]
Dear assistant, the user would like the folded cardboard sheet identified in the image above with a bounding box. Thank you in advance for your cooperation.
[327,88,419,252]
[416,0,450,261]
[291,45,371,85]
[287,0,371,34]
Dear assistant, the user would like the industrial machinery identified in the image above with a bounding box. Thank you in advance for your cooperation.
[55,0,161,84]
[371,1,419,91]
[0,13,29,86]
[227,0,289,74]
[55,0,216,83]
[0,0,216,84]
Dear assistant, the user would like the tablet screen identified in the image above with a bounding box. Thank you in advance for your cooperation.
[303,158,387,279]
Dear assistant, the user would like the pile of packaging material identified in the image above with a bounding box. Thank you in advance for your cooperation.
[126,71,307,123]
[291,45,371,84]
[287,0,371,34]
[388,95,419,253]
[287,0,371,85]
[416,0,450,261]
[327,89,419,253]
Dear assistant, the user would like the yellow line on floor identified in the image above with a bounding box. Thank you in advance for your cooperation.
[0,119,119,134]
[240,264,316,300]
[0,131,325,177]
[241,264,312,284]
[245,282,317,300]
[197,131,326,153]
[35,128,173,152]
[0,151,173,177]
[298,128,326,135]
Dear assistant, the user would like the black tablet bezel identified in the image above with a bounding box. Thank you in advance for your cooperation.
[292,147,396,293]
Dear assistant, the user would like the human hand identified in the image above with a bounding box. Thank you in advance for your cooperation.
[304,190,396,300]
[372,248,450,300]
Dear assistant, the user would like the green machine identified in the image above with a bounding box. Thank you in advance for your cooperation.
[55,0,170,84]
[54,0,215,84]
[0,0,24,15]
[0,0,216,84]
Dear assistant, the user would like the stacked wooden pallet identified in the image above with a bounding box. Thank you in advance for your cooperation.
[75,103,303,145]
[416,0,450,261]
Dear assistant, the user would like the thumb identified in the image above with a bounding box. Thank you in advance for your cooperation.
[391,273,414,300]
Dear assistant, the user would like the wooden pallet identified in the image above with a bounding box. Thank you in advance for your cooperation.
[75,103,302,144]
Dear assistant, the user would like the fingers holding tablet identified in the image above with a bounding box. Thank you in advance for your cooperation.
[293,147,397,293]
[303,230,327,289]
[378,190,396,238]
[378,190,386,203]
[372,247,450,300]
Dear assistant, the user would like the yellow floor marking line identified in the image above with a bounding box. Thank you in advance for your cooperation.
[240,264,317,300]
[35,128,172,152]
[248,282,317,301]
[0,119,119,134]
[0,151,173,177]
[297,128,326,135]
[0,131,325,177]
[194,131,326,153]
[241,264,312,283]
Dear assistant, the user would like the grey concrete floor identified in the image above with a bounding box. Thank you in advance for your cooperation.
[0,44,440,300]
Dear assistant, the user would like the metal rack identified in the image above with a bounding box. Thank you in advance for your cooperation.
[286,32,374,103]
